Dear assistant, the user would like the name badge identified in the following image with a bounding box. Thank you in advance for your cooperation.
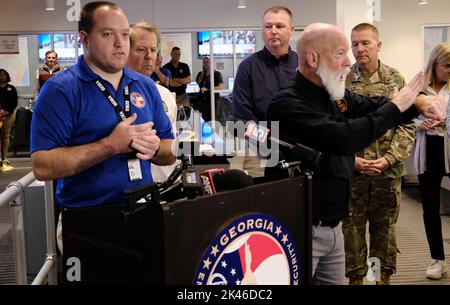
[127,158,143,181]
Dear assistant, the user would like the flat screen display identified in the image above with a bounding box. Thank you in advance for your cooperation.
[38,33,80,62]
[198,30,256,58]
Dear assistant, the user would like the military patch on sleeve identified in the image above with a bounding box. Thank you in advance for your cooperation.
[336,99,348,113]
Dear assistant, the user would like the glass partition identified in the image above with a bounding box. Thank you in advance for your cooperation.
[423,25,450,65]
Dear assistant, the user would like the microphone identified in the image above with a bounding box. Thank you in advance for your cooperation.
[212,169,254,192]
[244,121,270,143]
[165,162,184,187]
[181,168,203,199]
[244,121,323,170]
[200,168,225,195]
[159,155,202,201]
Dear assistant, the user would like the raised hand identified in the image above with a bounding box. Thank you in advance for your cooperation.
[415,95,447,121]
[392,72,424,113]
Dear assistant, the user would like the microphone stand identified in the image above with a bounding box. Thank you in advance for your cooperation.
[270,137,323,172]
[278,160,303,178]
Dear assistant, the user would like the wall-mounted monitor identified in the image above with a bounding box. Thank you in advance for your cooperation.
[198,30,256,58]
[38,33,81,62]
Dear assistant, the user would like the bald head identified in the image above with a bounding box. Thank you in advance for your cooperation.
[296,23,350,73]
[296,23,351,100]
[297,23,346,62]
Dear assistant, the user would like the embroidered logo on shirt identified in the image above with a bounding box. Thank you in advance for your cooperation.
[130,92,145,108]
[336,99,348,113]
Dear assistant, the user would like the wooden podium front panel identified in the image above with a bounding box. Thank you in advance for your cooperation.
[162,176,311,285]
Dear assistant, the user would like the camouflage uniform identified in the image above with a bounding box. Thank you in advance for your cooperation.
[342,61,416,278]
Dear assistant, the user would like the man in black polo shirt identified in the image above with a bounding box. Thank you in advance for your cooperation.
[268,23,446,285]
[163,47,192,106]
[232,5,298,177]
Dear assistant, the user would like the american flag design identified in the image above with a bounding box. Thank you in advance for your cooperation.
[193,213,300,285]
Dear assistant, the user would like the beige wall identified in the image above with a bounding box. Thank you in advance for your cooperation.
[336,0,450,82]
[375,0,450,82]
[2,0,449,83]
[0,0,336,33]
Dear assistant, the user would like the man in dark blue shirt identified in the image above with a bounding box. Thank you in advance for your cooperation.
[232,5,298,177]
[163,47,192,106]
[151,51,172,87]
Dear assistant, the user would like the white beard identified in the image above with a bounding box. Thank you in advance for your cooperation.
[316,61,350,101]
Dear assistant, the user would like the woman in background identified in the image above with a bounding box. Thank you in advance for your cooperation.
[414,42,450,280]
[0,68,18,168]
[195,57,224,122]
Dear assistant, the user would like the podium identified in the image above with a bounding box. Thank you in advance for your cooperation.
[62,175,312,285]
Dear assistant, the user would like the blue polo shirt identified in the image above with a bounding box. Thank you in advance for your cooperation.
[232,47,298,122]
[31,56,174,208]
[151,67,171,82]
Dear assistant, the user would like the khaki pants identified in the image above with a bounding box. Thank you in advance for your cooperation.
[1,112,15,158]
[342,177,401,277]
[242,155,266,177]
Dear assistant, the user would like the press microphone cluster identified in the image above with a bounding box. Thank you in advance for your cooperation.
[244,121,323,171]
[201,168,254,195]
[201,168,225,195]
[158,155,254,201]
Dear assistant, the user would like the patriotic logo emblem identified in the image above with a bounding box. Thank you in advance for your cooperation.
[130,92,145,108]
[193,213,300,285]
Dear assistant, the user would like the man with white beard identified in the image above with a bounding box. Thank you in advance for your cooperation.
[267,23,446,285]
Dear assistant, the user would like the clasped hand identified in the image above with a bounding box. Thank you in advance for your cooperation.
[420,118,445,131]
[355,157,390,176]
[108,113,160,160]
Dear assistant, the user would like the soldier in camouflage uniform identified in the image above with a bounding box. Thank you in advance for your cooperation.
[342,23,416,285]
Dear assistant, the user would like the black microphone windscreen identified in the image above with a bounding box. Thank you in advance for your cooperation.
[213,169,254,192]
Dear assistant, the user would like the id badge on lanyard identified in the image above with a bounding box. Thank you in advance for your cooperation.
[94,80,143,182]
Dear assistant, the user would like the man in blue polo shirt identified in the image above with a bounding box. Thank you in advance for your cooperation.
[30,1,175,208]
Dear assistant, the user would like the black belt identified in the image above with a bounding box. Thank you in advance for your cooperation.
[313,218,341,228]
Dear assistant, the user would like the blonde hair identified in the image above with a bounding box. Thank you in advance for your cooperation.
[424,42,450,90]
[129,20,160,46]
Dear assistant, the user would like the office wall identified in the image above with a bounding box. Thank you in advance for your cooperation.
[336,0,450,82]
[0,0,336,33]
[150,0,336,30]
[376,0,450,82]
[336,0,369,55]
[4,1,449,93]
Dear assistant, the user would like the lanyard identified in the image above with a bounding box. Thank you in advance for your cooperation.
[94,80,130,121]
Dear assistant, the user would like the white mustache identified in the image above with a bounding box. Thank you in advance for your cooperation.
[341,67,351,77]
